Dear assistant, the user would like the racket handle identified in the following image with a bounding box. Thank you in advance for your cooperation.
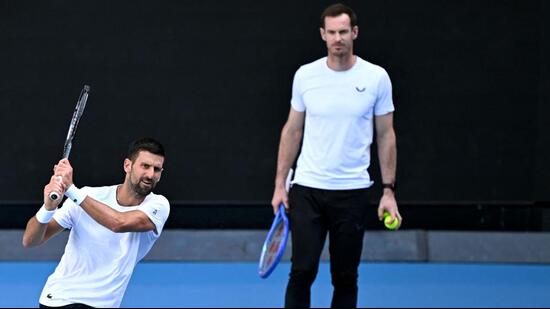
[48,176,63,201]
[49,191,60,201]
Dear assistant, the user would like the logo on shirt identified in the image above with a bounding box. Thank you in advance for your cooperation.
[355,86,366,92]
[47,293,53,299]
[151,208,161,220]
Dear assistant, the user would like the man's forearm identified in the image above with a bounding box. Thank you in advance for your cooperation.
[275,125,302,188]
[377,129,397,184]
[80,197,126,232]
[80,196,153,233]
[22,217,48,247]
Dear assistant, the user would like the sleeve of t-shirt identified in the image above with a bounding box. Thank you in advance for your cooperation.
[52,186,93,229]
[52,199,78,229]
[374,69,395,116]
[138,195,170,236]
[290,68,306,112]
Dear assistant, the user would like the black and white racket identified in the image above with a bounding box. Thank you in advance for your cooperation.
[49,85,90,201]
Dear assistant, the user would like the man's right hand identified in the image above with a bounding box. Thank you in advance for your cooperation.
[271,186,288,215]
[43,175,66,210]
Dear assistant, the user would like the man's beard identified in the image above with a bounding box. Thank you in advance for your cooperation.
[130,178,156,197]
[331,46,347,57]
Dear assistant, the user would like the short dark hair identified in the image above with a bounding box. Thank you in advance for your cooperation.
[127,137,165,161]
[320,3,357,29]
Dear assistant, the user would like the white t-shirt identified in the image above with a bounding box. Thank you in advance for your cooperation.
[291,56,394,190]
[39,185,170,308]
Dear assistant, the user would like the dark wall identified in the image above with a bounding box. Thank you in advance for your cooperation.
[0,0,547,205]
[535,0,550,201]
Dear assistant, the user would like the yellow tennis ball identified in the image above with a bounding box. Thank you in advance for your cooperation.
[384,212,399,230]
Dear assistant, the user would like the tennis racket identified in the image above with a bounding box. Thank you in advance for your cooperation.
[49,85,90,201]
[258,169,293,279]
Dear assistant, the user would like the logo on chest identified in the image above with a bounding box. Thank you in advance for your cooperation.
[355,86,366,92]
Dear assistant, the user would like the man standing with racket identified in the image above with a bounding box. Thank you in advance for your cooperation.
[271,3,401,308]
[22,137,169,308]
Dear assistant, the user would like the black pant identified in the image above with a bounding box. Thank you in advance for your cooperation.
[285,184,369,308]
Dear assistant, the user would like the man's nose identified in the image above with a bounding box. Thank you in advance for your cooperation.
[145,167,155,178]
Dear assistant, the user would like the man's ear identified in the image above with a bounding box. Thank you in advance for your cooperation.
[320,27,327,41]
[353,26,358,40]
[124,158,132,173]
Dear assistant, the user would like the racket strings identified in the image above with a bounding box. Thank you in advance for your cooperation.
[260,224,285,271]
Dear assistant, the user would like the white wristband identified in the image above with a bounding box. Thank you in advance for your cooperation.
[36,205,56,224]
[65,184,87,205]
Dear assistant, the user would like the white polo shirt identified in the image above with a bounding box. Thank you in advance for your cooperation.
[291,56,395,190]
[39,185,170,308]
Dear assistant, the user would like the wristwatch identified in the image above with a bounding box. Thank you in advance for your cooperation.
[382,183,396,192]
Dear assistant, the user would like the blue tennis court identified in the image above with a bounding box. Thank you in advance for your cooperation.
[1,262,549,308]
